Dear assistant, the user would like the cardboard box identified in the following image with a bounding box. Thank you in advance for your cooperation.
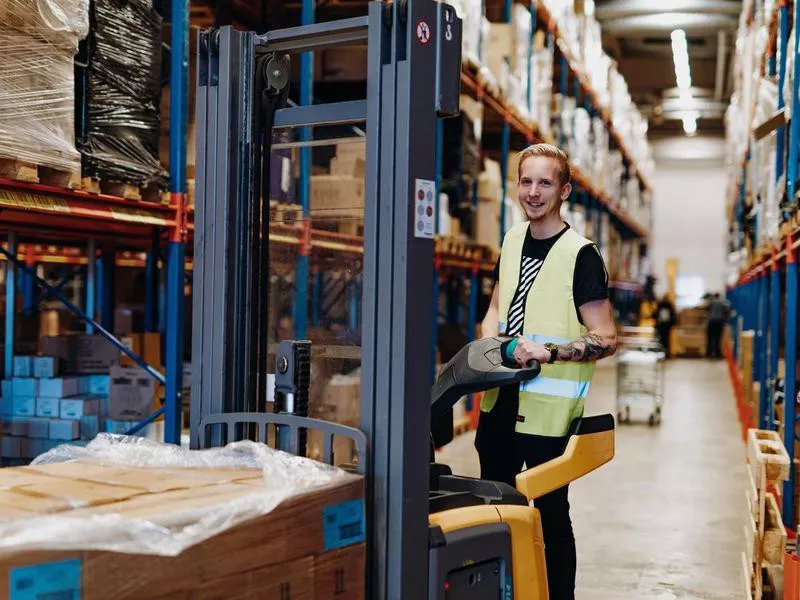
[26,417,50,439]
[310,176,365,219]
[0,462,364,600]
[33,356,60,379]
[12,356,33,378]
[0,396,11,417]
[119,334,142,368]
[330,143,367,179]
[60,398,100,420]
[80,415,100,440]
[1,436,22,458]
[39,308,71,339]
[39,377,79,399]
[88,375,111,396]
[49,419,80,441]
[36,397,60,418]
[475,200,500,248]
[12,378,38,397]
[1,417,27,437]
[41,336,119,374]
[1,379,11,399]
[11,397,35,417]
[108,367,156,421]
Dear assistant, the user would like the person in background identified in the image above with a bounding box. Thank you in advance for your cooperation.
[654,294,677,357]
[706,293,731,359]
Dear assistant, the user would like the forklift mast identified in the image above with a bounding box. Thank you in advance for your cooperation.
[190,3,463,599]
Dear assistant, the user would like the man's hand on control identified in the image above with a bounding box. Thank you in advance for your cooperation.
[513,336,550,366]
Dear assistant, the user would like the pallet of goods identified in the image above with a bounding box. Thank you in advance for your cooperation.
[0,437,365,599]
[0,0,88,188]
[78,0,167,202]
[744,429,789,599]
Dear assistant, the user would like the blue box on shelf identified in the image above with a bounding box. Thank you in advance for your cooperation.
[12,356,33,378]
[88,374,111,396]
[36,397,60,418]
[11,396,35,417]
[60,397,100,420]
[12,378,38,397]
[33,356,60,378]
[39,377,79,399]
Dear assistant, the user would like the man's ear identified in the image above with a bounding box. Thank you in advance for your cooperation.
[560,181,572,201]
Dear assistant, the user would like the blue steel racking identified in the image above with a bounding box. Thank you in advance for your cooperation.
[0,0,190,445]
[727,0,800,527]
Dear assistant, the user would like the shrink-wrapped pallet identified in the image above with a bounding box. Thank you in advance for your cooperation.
[0,0,88,174]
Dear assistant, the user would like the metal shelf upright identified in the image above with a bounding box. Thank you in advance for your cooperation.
[0,0,189,446]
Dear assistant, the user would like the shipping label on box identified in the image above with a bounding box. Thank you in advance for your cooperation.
[33,356,60,378]
[39,377,79,399]
[108,366,156,420]
[12,378,38,397]
[13,356,33,377]
[60,397,99,420]
[12,396,35,417]
[26,417,51,439]
[36,397,60,418]
[49,419,80,441]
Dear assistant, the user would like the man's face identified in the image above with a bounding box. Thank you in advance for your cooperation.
[518,156,572,222]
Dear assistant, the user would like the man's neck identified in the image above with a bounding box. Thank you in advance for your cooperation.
[528,215,565,240]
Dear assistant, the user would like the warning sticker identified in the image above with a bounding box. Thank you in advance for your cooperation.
[414,179,435,239]
[416,20,431,45]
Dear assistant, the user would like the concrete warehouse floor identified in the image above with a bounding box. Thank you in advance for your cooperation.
[435,358,745,600]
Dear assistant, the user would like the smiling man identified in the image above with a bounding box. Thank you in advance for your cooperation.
[478,143,617,599]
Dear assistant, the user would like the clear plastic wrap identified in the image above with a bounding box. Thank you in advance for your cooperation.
[81,0,167,187]
[0,0,89,45]
[0,0,88,173]
[0,433,356,557]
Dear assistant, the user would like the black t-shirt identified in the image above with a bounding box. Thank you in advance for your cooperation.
[491,223,609,327]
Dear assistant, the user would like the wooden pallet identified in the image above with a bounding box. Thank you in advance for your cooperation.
[0,159,80,189]
[95,179,163,203]
[745,429,791,599]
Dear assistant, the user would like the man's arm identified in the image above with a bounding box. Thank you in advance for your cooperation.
[481,283,500,338]
[511,298,617,365]
[554,299,617,362]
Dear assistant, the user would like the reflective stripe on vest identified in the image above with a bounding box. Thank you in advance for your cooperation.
[481,223,597,437]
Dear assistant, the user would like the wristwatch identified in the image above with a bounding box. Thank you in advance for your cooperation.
[544,343,558,364]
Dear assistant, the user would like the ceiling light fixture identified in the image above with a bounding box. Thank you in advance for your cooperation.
[671,29,696,135]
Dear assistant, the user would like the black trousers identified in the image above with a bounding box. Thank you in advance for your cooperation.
[707,320,724,358]
[475,396,576,600]
[655,324,672,357]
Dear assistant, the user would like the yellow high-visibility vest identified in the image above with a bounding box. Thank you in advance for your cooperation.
[481,222,597,437]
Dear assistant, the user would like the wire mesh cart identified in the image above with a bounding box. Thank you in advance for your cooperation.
[616,331,666,426]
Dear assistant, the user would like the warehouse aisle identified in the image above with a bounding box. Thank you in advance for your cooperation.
[436,359,745,599]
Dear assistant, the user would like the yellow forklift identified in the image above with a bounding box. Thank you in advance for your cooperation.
[189,3,615,597]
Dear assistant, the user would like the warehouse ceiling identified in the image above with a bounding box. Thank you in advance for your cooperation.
[190,0,742,136]
[594,0,742,136]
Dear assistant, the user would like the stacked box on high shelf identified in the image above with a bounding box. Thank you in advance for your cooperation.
[0,0,88,185]
[79,0,167,197]
[744,429,789,599]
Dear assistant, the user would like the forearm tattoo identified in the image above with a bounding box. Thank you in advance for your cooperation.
[556,332,616,363]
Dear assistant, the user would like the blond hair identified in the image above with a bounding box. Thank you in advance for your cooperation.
[517,143,571,186]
